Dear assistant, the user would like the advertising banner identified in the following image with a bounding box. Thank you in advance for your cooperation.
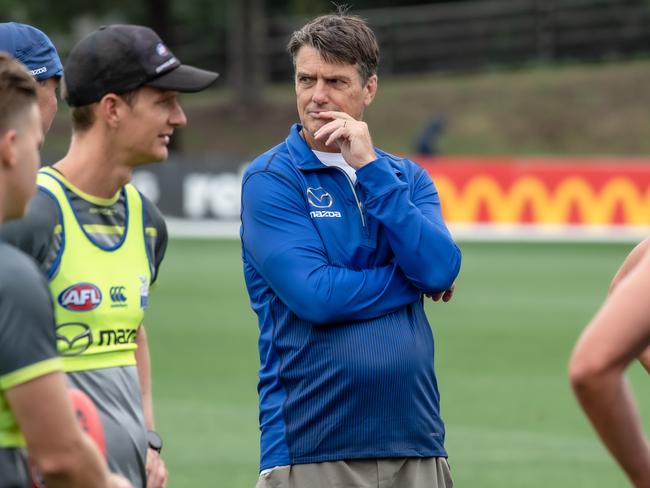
[133,156,650,240]
[420,157,650,227]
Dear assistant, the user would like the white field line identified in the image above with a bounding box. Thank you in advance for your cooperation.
[165,218,649,243]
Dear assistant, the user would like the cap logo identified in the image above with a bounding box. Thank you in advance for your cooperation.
[156,43,168,56]
[29,66,47,76]
[155,57,178,74]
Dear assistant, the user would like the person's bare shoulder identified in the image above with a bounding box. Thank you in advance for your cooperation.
[609,236,650,294]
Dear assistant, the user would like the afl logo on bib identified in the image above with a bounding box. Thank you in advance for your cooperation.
[58,283,102,311]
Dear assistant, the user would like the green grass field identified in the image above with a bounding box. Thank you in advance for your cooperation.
[145,239,649,487]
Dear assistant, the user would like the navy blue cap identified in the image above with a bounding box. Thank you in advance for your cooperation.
[0,22,63,81]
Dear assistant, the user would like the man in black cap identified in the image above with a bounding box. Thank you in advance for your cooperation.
[0,24,219,488]
[0,51,132,488]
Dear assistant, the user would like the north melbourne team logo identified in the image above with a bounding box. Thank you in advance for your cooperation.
[139,276,149,310]
[307,187,333,208]
[58,283,102,311]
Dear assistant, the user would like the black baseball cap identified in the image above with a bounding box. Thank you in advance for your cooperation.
[64,24,219,107]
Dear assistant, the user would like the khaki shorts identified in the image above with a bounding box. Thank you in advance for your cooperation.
[256,457,453,488]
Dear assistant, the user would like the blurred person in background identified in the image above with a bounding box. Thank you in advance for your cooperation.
[241,11,460,488]
[570,236,650,487]
[0,24,218,488]
[0,52,131,488]
[0,22,63,134]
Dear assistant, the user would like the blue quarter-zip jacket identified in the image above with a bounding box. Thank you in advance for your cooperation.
[240,124,462,471]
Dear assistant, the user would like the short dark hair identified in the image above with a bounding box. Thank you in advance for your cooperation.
[61,79,140,132]
[287,13,379,84]
[0,52,38,135]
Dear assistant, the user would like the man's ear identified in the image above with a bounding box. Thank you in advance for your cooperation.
[0,130,18,170]
[96,94,124,128]
[363,74,378,107]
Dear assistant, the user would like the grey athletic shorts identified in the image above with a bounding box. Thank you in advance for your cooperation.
[67,366,147,488]
[256,457,453,488]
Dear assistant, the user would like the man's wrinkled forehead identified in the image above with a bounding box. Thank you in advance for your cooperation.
[295,46,361,79]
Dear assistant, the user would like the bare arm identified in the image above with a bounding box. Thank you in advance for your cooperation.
[608,237,650,372]
[135,325,168,488]
[135,325,154,429]
[7,371,130,488]
[609,237,650,294]
[569,250,650,487]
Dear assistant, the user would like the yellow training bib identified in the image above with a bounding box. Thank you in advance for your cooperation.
[38,168,152,372]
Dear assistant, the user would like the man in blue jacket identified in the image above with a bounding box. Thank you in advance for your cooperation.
[241,12,461,488]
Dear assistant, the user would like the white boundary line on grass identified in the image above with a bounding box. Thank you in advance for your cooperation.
[449,224,649,243]
[166,218,240,239]
[165,218,649,243]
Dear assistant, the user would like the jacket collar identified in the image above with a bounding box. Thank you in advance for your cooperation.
[285,122,403,177]
[285,123,330,170]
